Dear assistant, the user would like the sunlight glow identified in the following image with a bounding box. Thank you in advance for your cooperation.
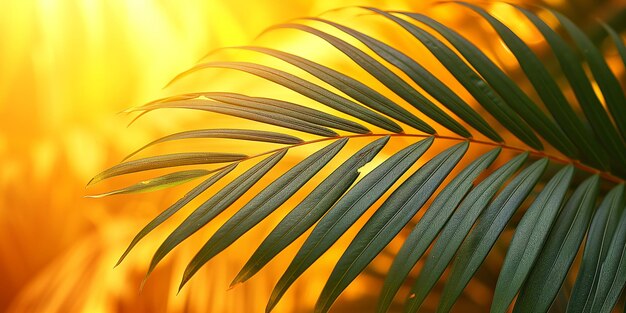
[0,0,618,312]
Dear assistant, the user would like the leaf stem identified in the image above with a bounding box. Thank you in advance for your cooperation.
[227,133,625,185]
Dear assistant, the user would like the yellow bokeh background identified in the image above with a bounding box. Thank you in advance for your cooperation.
[1,0,622,312]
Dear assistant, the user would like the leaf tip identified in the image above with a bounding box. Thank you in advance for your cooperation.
[113,259,122,269]
[229,271,249,289]
[139,275,149,293]
[228,280,243,290]
[86,176,97,187]
[115,250,132,268]
[179,265,196,292]
[177,273,190,293]
[265,292,282,313]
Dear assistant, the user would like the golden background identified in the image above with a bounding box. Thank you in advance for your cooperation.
[0,0,622,312]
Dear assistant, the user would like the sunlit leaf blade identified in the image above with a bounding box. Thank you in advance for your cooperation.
[134,98,340,137]
[200,92,370,134]
[372,8,543,150]
[269,23,470,138]
[235,46,435,134]
[232,136,390,287]
[145,150,286,280]
[591,205,626,312]
[89,152,247,186]
[116,164,236,266]
[180,138,349,289]
[568,185,625,313]
[308,17,503,143]
[544,30,626,174]
[377,147,501,313]
[87,169,212,198]
[438,158,548,313]
[124,129,303,161]
[513,5,617,169]
[603,23,626,69]
[405,153,528,313]
[585,198,626,312]
[129,94,197,111]
[406,8,579,159]
[551,10,626,142]
[174,61,404,133]
[268,137,434,313]
[121,94,201,126]
[316,142,468,313]
[514,175,600,313]
[491,165,575,313]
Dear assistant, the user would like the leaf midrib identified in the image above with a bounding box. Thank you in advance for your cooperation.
[217,133,624,184]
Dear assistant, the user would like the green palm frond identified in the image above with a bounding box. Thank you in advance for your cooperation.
[91,2,626,312]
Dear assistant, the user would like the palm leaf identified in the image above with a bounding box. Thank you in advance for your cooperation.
[269,136,434,312]
[514,5,611,169]
[264,22,466,137]
[145,150,286,280]
[171,62,405,133]
[130,97,343,137]
[377,147,501,313]
[180,138,348,289]
[86,169,212,198]
[591,205,626,312]
[567,185,625,313]
[232,136,390,287]
[395,9,577,157]
[370,7,544,150]
[229,46,434,134]
[438,157,549,312]
[116,164,237,266]
[551,10,626,142]
[90,3,626,313]
[123,129,303,161]
[316,141,468,313]
[304,17,503,143]
[491,165,574,313]
[404,152,528,312]
[198,92,370,133]
[514,175,599,312]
